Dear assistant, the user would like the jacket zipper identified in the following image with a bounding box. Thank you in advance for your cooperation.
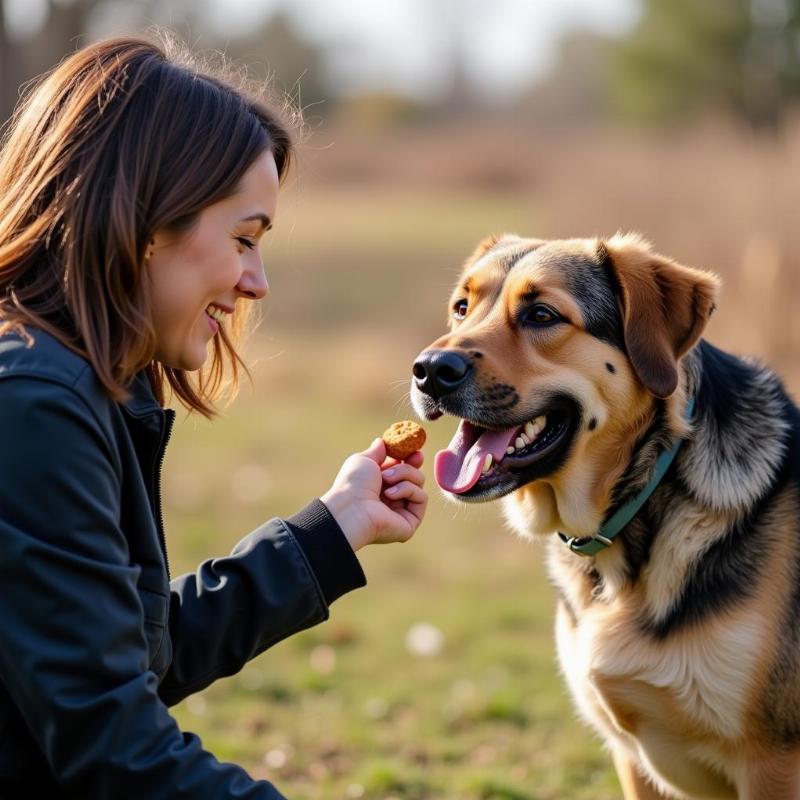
[154,409,176,581]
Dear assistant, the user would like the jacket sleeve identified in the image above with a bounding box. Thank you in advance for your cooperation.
[0,376,286,799]
[159,501,367,706]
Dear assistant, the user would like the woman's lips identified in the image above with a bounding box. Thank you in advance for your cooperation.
[205,310,220,334]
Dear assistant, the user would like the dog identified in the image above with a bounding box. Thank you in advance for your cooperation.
[410,232,800,799]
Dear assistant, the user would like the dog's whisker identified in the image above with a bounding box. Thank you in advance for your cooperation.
[391,392,413,415]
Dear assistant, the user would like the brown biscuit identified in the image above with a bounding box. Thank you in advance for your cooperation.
[382,420,426,461]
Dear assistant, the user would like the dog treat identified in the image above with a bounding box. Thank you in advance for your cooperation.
[382,420,426,461]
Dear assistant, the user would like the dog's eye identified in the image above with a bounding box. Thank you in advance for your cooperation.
[522,304,560,326]
[452,299,468,320]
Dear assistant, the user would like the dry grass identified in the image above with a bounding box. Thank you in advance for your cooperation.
[289,114,800,391]
[166,117,800,798]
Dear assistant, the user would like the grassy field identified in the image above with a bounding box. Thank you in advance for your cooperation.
[164,124,800,799]
[165,187,625,799]
[167,332,620,800]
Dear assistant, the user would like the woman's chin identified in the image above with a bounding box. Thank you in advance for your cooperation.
[154,348,208,373]
[180,353,209,372]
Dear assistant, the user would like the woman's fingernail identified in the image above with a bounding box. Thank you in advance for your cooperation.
[386,486,399,495]
[384,468,396,477]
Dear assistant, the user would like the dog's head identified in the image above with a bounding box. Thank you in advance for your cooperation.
[411,233,720,537]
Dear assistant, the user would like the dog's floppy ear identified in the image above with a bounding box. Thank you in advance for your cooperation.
[600,233,720,398]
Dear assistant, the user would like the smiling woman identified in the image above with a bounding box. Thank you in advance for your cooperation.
[0,34,292,416]
[0,34,427,800]
[146,151,278,373]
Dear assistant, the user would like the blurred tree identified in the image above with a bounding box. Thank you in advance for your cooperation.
[516,31,615,128]
[0,0,165,125]
[0,1,329,126]
[333,91,430,130]
[0,3,12,124]
[2,0,95,124]
[610,0,800,130]
[224,10,330,115]
[436,0,484,114]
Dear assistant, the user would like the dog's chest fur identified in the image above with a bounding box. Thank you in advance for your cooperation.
[533,343,800,797]
[552,557,763,797]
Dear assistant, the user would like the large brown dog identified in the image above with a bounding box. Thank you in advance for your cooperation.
[411,233,800,799]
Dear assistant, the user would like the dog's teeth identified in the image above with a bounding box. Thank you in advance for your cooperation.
[515,436,526,450]
[506,446,515,455]
[520,433,530,445]
[524,421,536,439]
[535,415,546,428]
[482,454,493,474]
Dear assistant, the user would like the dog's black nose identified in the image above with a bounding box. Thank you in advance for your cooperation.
[413,350,471,399]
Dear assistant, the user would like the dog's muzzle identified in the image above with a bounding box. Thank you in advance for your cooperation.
[412,349,471,400]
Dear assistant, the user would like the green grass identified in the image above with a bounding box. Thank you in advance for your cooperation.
[165,336,620,799]
[164,188,622,798]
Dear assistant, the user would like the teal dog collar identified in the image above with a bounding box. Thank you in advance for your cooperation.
[558,397,695,557]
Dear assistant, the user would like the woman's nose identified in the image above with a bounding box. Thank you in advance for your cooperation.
[236,261,269,300]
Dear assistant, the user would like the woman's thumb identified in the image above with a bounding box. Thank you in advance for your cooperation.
[361,437,386,464]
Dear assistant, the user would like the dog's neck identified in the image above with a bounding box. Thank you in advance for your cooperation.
[558,404,693,557]
[506,341,789,563]
[503,356,696,546]
[542,340,791,610]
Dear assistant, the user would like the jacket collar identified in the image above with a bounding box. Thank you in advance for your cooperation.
[123,371,164,418]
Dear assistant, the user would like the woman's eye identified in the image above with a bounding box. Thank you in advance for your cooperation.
[452,299,468,320]
[236,236,256,250]
[523,304,560,326]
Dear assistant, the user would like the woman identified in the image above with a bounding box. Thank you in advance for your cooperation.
[0,36,427,799]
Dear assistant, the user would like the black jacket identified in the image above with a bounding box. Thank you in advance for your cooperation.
[0,328,366,798]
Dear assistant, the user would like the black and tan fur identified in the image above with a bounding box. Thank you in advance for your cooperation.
[411,233,800,799]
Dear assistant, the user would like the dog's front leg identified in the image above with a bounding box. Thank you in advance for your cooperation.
[612,749,674,800]
[741,750,800,800]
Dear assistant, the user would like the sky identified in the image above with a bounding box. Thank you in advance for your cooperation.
[5,0,640,101]
[208,0,641,100]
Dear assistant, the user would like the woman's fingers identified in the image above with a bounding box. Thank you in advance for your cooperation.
[379,479,429,541]
[383,480,426,504]
[381,449,424,470]
[390,489,428,533]
[403,450,424,469]
[381,462,425,488]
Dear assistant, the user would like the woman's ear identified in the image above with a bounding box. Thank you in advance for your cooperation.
[600,233,720,398]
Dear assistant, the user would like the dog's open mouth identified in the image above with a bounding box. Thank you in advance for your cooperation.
[434,401,579,502]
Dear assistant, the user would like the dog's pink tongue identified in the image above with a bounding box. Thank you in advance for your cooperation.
[434,420,517,494]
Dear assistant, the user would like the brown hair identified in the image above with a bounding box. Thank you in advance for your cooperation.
[0,34,295,416]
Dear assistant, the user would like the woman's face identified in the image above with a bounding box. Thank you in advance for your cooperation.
[146,149,280,371]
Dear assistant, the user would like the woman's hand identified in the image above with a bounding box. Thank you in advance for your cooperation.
[320,438,427,552]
